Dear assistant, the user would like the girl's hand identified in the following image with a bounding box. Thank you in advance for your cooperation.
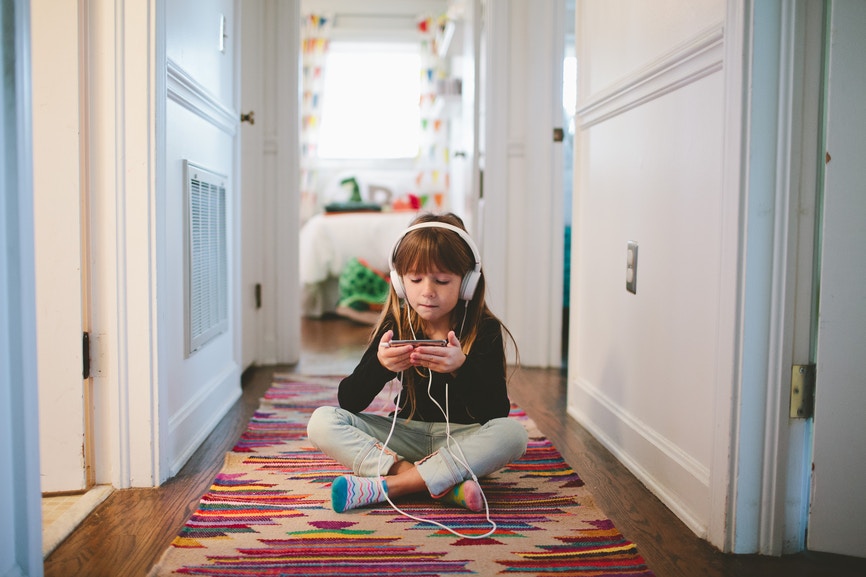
[377,330,414,372]
[410,331,466,374]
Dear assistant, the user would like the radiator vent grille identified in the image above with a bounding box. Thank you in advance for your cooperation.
[185,161,228,355]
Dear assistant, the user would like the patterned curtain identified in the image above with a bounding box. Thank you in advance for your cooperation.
[300,14,332,223]
[415,15,450,211]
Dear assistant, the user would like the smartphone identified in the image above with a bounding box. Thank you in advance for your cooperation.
[389,339,448,347]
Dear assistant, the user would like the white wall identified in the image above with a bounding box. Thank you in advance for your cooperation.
[163,0,243,476]
[569,0,728,539]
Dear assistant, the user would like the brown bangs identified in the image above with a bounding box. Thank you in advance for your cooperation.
[393,227,473,277]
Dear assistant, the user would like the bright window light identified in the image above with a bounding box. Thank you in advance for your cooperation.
[318,42,421,159]
[562,55,577,118]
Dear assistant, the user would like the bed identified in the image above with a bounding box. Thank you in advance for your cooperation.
[299,211,419,318]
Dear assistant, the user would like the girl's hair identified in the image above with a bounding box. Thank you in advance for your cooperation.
[372,212,518,418]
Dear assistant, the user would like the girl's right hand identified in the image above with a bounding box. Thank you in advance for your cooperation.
[377,330,414,372]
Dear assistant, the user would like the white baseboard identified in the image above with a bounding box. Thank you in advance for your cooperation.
[167,363,242,477]
[568,377,710,538]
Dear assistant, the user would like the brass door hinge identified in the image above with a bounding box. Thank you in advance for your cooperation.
[790,364,815,419]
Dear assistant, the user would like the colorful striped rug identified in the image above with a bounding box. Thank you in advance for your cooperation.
[148,374,654,576]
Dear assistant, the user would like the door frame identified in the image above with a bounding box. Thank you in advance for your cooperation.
[86,0,166,488]
[718,0,824,555]
[2,0,44,572]
[480,0,565,368]
[243,0,301,367]
[240,0,265,370]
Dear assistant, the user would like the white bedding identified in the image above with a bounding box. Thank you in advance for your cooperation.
[299,211,418,316]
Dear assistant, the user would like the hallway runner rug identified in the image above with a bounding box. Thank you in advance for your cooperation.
[148,374,654,576]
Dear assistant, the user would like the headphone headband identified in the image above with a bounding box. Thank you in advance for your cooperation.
[388,221,482,300]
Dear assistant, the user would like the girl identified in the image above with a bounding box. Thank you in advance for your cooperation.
[306,212,528,514]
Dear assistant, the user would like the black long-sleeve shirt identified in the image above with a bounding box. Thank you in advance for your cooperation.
[337,316,511,424]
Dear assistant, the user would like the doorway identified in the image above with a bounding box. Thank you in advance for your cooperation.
[30,1,108,557]
[734,0,866,557]
[294,0,477,327]
[240,1,574,370]
[560,0,576,367]
[31,0,92,498]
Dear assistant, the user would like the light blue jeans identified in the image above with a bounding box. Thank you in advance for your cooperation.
[307,405,528,497]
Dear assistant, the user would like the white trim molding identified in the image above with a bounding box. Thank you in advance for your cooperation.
[273,0,302,364]
[88,0,165,488]
[711,0,750,554]
[167,58,238,136]
[577,23,724,129]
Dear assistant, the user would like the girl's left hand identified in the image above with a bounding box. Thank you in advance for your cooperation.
[409,331,465,373]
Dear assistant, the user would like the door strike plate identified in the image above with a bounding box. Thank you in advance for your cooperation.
[790,364,815,419]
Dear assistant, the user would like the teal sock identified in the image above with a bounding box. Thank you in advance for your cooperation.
[435,480,484,512]
[331,475,388,513]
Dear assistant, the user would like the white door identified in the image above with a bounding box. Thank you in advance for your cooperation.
[451,0,480,237]
[453,0,481,226]
[31,0,90,494]
[240,0,264,370]
[808,0,866,558]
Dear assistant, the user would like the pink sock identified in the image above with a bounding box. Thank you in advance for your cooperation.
[435,480,484,512]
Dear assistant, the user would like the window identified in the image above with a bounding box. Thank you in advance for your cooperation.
[318,42,421,160]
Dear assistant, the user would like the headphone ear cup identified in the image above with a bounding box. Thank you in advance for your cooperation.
[390,269,406,299]
[460,270,481,301]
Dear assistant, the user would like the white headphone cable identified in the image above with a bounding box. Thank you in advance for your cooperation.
[376,370,497,539]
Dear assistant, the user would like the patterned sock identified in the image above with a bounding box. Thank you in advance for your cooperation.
[331,475,389,513]
[435,480,484,512]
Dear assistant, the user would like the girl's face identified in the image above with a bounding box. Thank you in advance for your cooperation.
[402,267,462,334]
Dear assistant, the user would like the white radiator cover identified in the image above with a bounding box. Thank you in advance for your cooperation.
[184,160,228,356]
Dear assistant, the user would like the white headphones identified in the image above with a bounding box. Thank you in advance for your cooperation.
[388,222,482,301]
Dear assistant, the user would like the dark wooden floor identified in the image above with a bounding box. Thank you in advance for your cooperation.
[44,317,866,577]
